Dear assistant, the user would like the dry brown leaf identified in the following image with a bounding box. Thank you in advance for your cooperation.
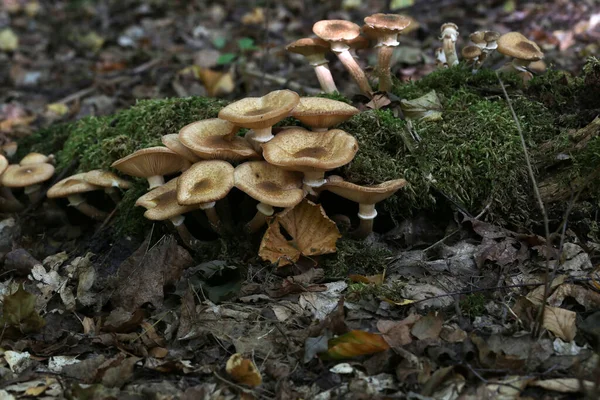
[526,275,566,306]
[529,378,594,393]
[542,306,577,342]
[377,314,420,348]
[259,200,341,266]
[411,312,443,340]
[547,283,600,310]
[196,68,234,97]
[226,353,262,387]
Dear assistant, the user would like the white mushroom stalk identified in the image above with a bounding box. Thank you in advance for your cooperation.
[246,203,274,234]
[435,47,447,68]
[169,215,201,250]
[440,23,459,67]
[307,55,338,94]
[330,42,373,96]
[67,194,108,221]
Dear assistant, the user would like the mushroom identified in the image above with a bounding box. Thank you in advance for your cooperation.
[234,161,304,233]
[313,20,373,97]
[290,97,359,132]
[348,35,370,59]
[363,13,412,92]
[1,142,17,158]
[47,174,108,220]
[496,32,544,83]
[111,146,191,189]
[0,154,23,212]
[435,47,447,68]
[462,45,482,70]
[1,163,55,202]
[484,31,500,52]
[440,22,459,67]
[20,152,54,165]
[261,128,358,189]
[83,170,132,204]
[135,177,200,250]
[318,175,408,238]
[286,38,338,94]
[161,134,201,163]
[176,160,234,233]
[178,118,259,160]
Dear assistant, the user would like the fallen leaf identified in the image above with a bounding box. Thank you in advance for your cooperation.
[45,103,70,117]
[410,312,443,340]
[547,283,600,310]
[0,28,18,51]
[542,306,577,341]
[400,90,443,121]
[226,354,262,386]
[196,67,235,97]
[323,330,390,359]
[349,273,384,285]
[529,378,595,393]
[259,200,341,266]
[377,314,420,348]
[241,8,264,25]
[0,284,46,337]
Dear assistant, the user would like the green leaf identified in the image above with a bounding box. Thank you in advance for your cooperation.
[237,37,257,51]
[212,37,227,49]
[0,284,46,335]
[217,53,237,65]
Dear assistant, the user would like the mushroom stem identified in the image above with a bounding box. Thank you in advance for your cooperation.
[441,24,459,67]
[352,203,377,239]
[245,202,274,233]
[330,43,372,97]
[303,171,327,188]
[200,201,223,234]
[314,63,338,93]
[67,194,108,221]
[147,176,165,190]
[377,44,395,92]
[252,127,274,143]
[24,184,43,203]
[0,187,24,212]
[105,187,121,204]
[170,215,202,250]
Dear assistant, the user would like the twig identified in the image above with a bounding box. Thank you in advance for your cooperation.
[56,86,97,104]
[242,68,321,95]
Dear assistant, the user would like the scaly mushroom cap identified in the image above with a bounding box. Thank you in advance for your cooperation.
[320,175,408,204]
[161,134,201,163]
[364,13,411,33]
[178,119,259,161]
[136,178,196,221]
[291,97,359,130]
[1,163,55,188]
[462,45,482,59]
[20,152,53,165]
[313,20,361,43]
[111,147,190,178]
[0,154,8,175]
[497,32,543,61]
[177,160,234,206]
[484,31,501,43]
[2,142,17,158]
[470,31,486,47]
[234,161,304,208]
[286,38,330,57]
[218,90,300,130]
[84,170,131,189]
[47,173,101,198]
[262,128,358,173]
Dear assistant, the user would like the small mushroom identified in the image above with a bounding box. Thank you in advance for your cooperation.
[1,142,17,158]
[47,174,108,220]
[440,22,459,67]
[161,134,201,163]
[111,146,191,189]
[178,118,259,160]
[218,90,300,143]
[435,47,447,68]
[290,97,359,132]
[1,163,55,202]
[286,38,338,94]
[363,13,412,92]
[0,154,23,212]
[20,152,54,165]
[462,45,482,71]
[318,175,408,239]
[261,128,358,189]
[83,170,132,204]
[313,20,373,97]
[497,32,544,83]
[234,161,304,233]
[176,160,234,233]
[135,178,200,250]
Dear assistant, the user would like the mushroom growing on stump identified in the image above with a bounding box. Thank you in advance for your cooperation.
[178,118,259,161]
[83,170,131,204]
[135,178,200,250]
[262,128,358,190]
[318,175,408,239]
[111,146,191,189]
[47,174,108,220]
[291,97,359,132]
[20,152,54,165]
[1,163,55,202]
[218,90,300,144]
[0,154,23,212]
[363,13,412,92]
[313,20,373,97]
[286,38,338,94]
[161,134,201,163]
[234,161,304,233]
[176,160,234,234]
[496,32,544,83]
[440,22,459,67]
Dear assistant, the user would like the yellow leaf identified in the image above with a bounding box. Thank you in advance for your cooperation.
[382,297,415,306]
[226,353,262,386]
[46,103,70,117]
[259,200,341,266]
[241,8,264,25]
[543,306,576,341]
[25,384,47,396]
[349,274,384,285]
[0,28,18,51]
[324,330,390,359]
[390,0,414,10]
[196,68,235,98]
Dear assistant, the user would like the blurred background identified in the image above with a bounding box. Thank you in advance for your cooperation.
[0,0,599,141]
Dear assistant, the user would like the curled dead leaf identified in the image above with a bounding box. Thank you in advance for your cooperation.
[542,306,577,342]
[226,353,262,386]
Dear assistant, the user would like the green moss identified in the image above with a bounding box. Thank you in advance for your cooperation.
[321,237,392,277]
[460,293,487,318]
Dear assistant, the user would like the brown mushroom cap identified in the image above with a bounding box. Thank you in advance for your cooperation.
[234,161,304,208]
[364,13,411,33]
[441,22,459,34]
[2,142,17,158]
[320,175,408,204]
[470,31,486,46]
[262,128,358,172]
[497,32,543,61]
[462,45,482,59]
[20,152,53,165]
[177,160,234,206]
[111,147,190,178]
[1,163,55,188]
[286,38,330,57]
[218,90,300,130]
[313,20,361,43]
[484,31,501,42]
[0,154,8,175]
[47,173,101,198]
[161,134,201,163]
[291,97,359,130]
[348,35,370,50]
[136,178,196,221]
[178,119,259,161]
[84,170,131,189]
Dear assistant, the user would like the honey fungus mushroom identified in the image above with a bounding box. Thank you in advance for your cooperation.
[318,176,408,239]
[83,170,131,204]
[176,160,234,233]
[497,32,544,83]
[47,174,108,220]
[0,154,24,212]
[161,134,201,163]
[234,161,304,233]
[286,38,338,94]
[1,162,55,202]
[111,146,191,189]
[440,22,459,67]
[261,128,358,189]
[20,152,54,165]
[218,90,300,143]
[290,97,359,132]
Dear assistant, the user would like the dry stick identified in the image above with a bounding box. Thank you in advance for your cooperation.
[496,73,551,339]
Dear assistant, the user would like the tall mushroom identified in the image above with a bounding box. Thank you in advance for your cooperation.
[318,175,408,238]
[313,20,373,97]
[83,170,131,204]
[1,163,55,202]
[286,38,338,94]
[47,174,108,220]
[176,160,234,234]
[440,22,459,67]
[290,97,359,132]
[234,161,304,233]
[496,32,544,83]
[363,13,412,92]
